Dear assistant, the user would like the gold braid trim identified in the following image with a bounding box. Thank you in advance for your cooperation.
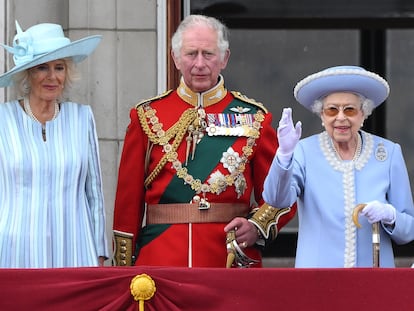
[137,104,196,145]
[231,91,268,113]
[113,230,134,266]
[248,203,291,241]
[137,104,197,187]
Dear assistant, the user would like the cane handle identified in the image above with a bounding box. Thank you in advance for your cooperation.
[352,203,367,228]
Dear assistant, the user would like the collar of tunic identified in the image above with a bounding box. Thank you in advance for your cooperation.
[177,75,227,108]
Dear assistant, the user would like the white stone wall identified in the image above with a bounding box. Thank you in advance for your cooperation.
[1,0,161,263]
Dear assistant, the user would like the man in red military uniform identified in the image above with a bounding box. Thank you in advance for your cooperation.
[113,14,296,268]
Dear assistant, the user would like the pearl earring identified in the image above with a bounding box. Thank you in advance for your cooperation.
[23,82,30,93]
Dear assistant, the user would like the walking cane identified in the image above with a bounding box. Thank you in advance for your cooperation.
[352,204,380,267]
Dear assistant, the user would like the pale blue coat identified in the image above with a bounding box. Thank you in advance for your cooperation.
[0,100,108,268]
[263,130,414,267]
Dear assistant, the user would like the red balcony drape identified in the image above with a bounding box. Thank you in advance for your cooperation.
[1,267,413,310]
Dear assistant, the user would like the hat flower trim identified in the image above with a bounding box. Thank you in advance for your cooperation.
[1,22,34,66]
[11,31,34,66]
[294,67,390,98]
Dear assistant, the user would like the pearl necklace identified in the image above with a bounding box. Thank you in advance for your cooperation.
[331,133,362,162]
[23,96,59,140]
[23,96,59,124]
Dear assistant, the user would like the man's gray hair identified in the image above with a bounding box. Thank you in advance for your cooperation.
[171,14,229,61]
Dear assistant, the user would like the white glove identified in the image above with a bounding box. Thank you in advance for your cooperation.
[277,108,302,167]
[360,200,396,225]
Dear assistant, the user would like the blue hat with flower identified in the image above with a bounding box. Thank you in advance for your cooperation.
[293,66,390,110]
[0,21,102,87]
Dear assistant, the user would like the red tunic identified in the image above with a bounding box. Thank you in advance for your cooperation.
[113,77,296,267]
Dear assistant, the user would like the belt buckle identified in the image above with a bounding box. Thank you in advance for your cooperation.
[198,198,210,210]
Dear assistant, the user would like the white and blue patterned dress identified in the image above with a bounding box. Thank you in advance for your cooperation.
[0,100,108,267]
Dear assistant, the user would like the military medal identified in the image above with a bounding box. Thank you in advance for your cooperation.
[206,113,254,137]
[138,96,265,199]
[220,147,241,173]
[220,147,247,198]
[230,106,251,113]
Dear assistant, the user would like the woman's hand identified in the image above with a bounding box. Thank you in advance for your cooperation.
[361,200,396,225]
[277,108,302,166]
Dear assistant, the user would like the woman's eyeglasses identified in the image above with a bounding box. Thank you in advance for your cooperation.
[323,106,360,117]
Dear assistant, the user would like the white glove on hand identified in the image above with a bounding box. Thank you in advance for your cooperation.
[277,108,302,167]
[360,200,396,225]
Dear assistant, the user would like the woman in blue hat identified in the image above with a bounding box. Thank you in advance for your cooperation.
[0,22,108,267]
[263,66,414,267]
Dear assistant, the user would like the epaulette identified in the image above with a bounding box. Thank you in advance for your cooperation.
[231,91,268,113]
[135,89,174,108]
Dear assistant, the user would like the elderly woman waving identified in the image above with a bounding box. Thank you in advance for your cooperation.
[263,66,414,268]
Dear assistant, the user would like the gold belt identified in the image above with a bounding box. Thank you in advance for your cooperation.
[146,203,250,224]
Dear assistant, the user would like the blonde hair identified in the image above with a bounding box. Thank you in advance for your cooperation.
[12,58,79,100]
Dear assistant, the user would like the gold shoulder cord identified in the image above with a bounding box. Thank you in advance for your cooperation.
[137,104,197,187]
[231,91,268,113]
[137,97,266,193]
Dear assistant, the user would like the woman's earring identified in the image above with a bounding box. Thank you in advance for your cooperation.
[23,82,30,94]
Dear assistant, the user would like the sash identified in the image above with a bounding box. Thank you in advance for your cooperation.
[138,98,259,248]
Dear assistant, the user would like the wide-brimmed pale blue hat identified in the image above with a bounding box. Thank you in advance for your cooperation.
[0,21,102,87]
[293,65,390,110]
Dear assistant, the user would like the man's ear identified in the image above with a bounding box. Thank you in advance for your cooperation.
[221,49,231,70]
[171,49,180,70]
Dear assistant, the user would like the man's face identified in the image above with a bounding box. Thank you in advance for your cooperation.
[172,25,229,93]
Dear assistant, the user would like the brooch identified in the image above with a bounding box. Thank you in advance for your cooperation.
[375,143,387,161]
